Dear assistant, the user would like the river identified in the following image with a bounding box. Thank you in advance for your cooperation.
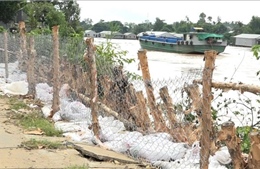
[94,38,260,84]
[94,38,260,127]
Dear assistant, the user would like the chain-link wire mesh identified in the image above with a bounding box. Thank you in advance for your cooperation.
[0,31,259,169]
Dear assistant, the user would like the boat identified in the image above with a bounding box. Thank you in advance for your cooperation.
[138,27,227,54]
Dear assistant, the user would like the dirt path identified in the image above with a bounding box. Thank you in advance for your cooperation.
[0,96,145,169]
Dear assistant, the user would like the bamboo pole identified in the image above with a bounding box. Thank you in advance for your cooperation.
[4,32,8,82]
[83,37,100,139]
[137,49,164,130]
[193,79,260,95]
[27,36,36,97]
[200,50,216,169]
[217,121,246,169]
[159,86,178,126]
[248,131,260,169]
[18,21,27,72]
[136,91,152,130]
[50,25,60,117]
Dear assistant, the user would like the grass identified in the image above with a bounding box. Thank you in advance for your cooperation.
[20,139,65,150]
[7,96,63,137]
[19,112,63,136]
[8,97,28,110]
[65,165,89,169]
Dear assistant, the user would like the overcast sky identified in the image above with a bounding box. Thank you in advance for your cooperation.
[76,1,260,25]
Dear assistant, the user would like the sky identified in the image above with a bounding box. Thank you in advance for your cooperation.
[76,1,260,25]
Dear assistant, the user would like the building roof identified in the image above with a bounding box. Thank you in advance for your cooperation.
[233,34,260,39]
[85,30,96,33]
[124,32,136,36]
[99,31,123,35]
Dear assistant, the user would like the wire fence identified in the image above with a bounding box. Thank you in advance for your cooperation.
[0,22,260,169]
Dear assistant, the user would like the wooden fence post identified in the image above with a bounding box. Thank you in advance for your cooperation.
[248,131,260,169]
[50,25,60,117]
[18,21,27,72]
[27,36,36,97]
[137,49,164,130]
[159,86,178,126]
[4,32,8,82]
[83,37,100,139]
[136,91,152,131]
[200,50,216,169]
[217,121,245,169]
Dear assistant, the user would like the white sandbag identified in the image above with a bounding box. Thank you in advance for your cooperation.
[212,146,231,165]
[1,81,28,95]
[184,141,200,164]
[148,132,173,141]
[99,116,126,141]
[63,130,94,145]
[36,83,53,104]
[102,131,143,153]
[129,135,188,162]
[103,140,130,153]
[152,159,200,169]
[41,104,52,118]
[54,121,83,133]
[52,110,62,122]
[59,100,92,123]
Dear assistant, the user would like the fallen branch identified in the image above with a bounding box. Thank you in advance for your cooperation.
[193,79,260,94]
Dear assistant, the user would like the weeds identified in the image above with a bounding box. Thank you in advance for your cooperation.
[8,97,28,110]
[20,138,65,150]
[7,96,62,137]
[18,112,63,137]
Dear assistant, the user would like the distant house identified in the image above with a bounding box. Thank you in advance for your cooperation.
[99,31,124,39]
[124,33,136,39]
[84,30,99,37]
[233,34,260,47]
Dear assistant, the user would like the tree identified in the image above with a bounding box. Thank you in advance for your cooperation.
[52,0,82,34]
[248,16,260,34]
[24,2,56,30]
[124,22,136,33]
[161,24,174,32]
[197,12,206,24]
[153,17,165,31]
[80,18,93,30]
[173,20,192,33]
[92,20,109,33]
[207,16,212,23]
[0,1,26,24]
[217,16,221,23]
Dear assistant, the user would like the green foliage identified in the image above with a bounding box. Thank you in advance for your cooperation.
[153,17,166,31]
[252,45,260,76]
[9,97,28,110]
[0,26,6,33]
[95,39,131,73]
[94,39,141,81]
[236,126,251,153]
[0,1,26,24]
[28,27,52,35]
[61,36,85,63]
[17,112,62,137]
[249,16,260,34]
[46,9,66,28]
[252,45,260,60]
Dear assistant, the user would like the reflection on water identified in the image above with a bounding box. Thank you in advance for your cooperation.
[94,38,260,127]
